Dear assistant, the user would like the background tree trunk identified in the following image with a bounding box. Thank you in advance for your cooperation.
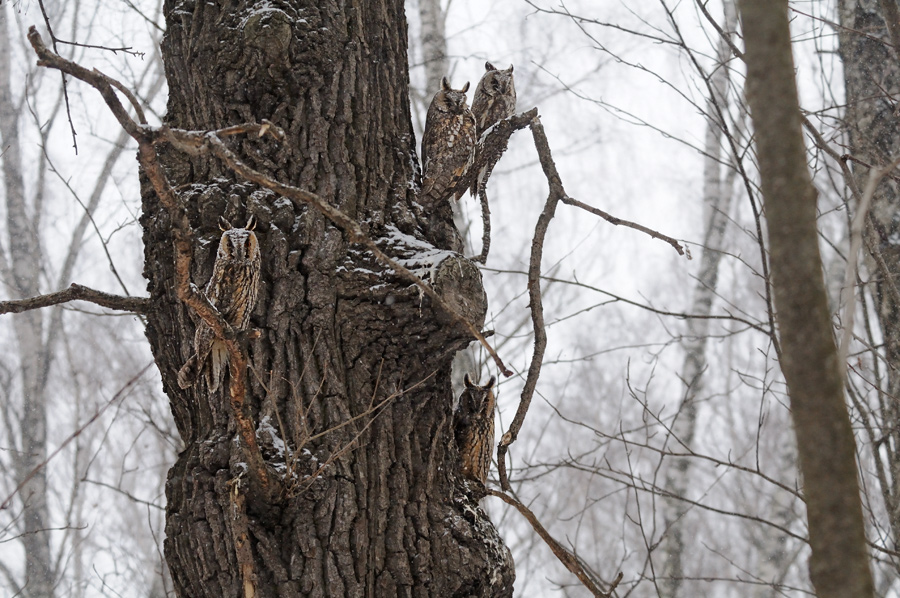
[838,0,900,552]
[739,1,873,596]
[0,10,54,596]
[144,1,514,596]
[659,4,737,595]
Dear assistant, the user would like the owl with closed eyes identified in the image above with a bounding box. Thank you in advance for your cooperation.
[454,374,497,485]
[177,215,261,393]
[421,76,476,205]
[471,62,516,138]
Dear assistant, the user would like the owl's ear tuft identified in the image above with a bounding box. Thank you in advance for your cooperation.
[464,373,475,388]
[507,64,513,74]
[460,81,470,93]
[219,216,232,232]
[486,376,496,390]
[485,61,495,71]
[441,76,451,92]
[245,214,258,231]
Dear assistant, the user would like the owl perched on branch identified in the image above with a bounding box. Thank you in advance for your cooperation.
[469,62,516,199]
[421,76,476,204]
[177,215,261,393]
[454,374,497,485]
[471,62,516,138]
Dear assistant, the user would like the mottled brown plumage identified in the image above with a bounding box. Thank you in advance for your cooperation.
[469,62,516,198]
[177,215,261,392]
[421,77,476,204]
[471,62,516,138]
[454,374,497,485]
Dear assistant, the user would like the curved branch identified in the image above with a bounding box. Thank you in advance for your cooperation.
[497,115,560,490]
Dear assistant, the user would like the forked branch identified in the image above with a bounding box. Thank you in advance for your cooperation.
[496,111,685,491]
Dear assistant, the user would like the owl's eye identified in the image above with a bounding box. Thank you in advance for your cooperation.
[492,79,501,92]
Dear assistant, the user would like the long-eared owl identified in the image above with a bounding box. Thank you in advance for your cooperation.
[454,374,497,485]
[421,76,476,204]
[471,62,516,137]
[177,215,261,393]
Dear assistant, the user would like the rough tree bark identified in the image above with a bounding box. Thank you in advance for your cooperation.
[145,1,513,596]
[738,1,874,596]
[838,0,900,551]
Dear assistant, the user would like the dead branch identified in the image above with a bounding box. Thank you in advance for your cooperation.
[561,196,687,256]
[492,106,689,494]
[497,115,561,490]
[0,283,149,315]
[474,185,492,264]
[456,108,538,201]
[488,488,623,598]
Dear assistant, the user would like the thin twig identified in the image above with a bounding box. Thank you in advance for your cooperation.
[0,363,153,511]
[488,488,623,598]
[841,153,900,184]
[52,39,144,57]
[37,0,77,152]
[561,196,687,256]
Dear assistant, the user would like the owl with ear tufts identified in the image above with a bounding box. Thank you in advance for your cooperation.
[454,374,497,485]
[177,215,261,393]
[471,62,516,137]
[421,76,477,205]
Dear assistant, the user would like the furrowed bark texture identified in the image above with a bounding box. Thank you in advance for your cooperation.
[738,1,873,597]
[143,2,514,597]
[838,0,900,548]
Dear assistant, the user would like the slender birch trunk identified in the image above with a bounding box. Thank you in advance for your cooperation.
[659,4,737,595]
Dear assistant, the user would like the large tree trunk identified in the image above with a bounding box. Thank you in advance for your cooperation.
[838,0,900,550]
[738,1,873,596]
[144,2,514,596]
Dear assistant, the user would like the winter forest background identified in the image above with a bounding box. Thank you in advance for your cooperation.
[0,0,897,596]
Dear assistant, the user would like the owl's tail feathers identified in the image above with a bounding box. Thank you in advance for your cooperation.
[177,354,199,389]
[206,341,228,394]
